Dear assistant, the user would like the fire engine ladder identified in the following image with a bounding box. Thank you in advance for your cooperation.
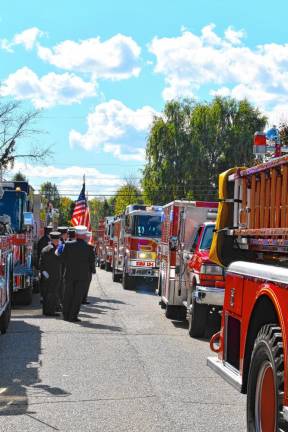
[232,155,288,255]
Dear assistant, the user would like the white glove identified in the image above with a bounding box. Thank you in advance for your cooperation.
[42,271,49,279]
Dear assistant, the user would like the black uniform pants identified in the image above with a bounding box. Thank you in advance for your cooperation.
[82,273,92,302]
[42,278,60,316]
[63,279,87,321]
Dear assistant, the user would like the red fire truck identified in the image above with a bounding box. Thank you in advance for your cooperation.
[1,182,39,306]
[95,218,105,267]
[112,215,124,282]
[208,129,288,431]
[112,204,162,290]
[103,216,114,271]
[158,201,222,336]
[0,226,13,334]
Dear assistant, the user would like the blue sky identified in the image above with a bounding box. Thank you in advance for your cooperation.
[0,0,288,197]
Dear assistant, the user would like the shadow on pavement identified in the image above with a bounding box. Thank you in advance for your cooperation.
[74,321,123,332]
[86,296,127,305]
[0,320,70,417]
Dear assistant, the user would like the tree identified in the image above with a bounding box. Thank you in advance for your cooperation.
[59,196,74,226]
[0,99,50,169]
[89,198,114,229]
[40,182,61,209]
[12,171,28,181]
[114,181,143,215]
[142,97,267,203]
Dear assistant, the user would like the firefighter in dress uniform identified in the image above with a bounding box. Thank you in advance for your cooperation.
[57,226,69,307]
[61,226,96,322]
[39,231,62,316]
[82,231,96,305]
[37,226,52,268]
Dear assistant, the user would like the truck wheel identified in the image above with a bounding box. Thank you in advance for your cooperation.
[105,261,111,272]
[13,287,33,306]
[165,305,178,319]
[188,297,208,338]
[122,271,134,290]
[112,265,121,282]
[247,324,286,432]
[157,274,162,296]
[0,298,11,334]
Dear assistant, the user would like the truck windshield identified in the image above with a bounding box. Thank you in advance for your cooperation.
[0,191,26,233]
[132,214,162,238]
[200,225,215,250]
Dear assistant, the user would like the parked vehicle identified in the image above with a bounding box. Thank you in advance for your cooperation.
[111,215,124,282]
[158,200,221,335]
[185,221,224,337]
[112,204,162,290]
[95,218,105,267]
[0,223,13,334]
[208,130,288,431]
[103,216,114,271]
[1,182,40,305]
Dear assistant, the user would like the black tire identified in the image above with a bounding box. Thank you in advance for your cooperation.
[105,261,111,272]
[122,271,134,290]
[159,299,166,309]
[0,297,11,334]
[165,305,178,319]
[100,262,105,270]
[247,324,286,432]
[157,274,162,296]
[112,265,121,282]
[188,297,208,338]
[13,287,33,306]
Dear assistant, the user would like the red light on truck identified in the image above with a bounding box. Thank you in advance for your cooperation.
[253,132,266,155]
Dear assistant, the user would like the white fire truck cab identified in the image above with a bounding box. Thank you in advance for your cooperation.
[158,200,219,323]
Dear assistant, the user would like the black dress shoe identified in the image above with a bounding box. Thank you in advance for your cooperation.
[68,318,82,322]
[82,300,90,305]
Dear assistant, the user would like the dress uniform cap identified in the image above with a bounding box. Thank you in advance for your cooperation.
[75,225,87,235]
[58,226,68,234]
[67,227,75,233]
[50,231,61,239]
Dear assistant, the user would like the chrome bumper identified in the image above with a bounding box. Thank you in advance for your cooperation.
[128,267,159,278]
[207,356,242,392]
[194,286,225,306]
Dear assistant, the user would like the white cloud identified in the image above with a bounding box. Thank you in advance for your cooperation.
[224,26,245,45]
[1,27,43,52]
[37,33,141,80]
[149,24,288,122]
[69,99,156,161]
[0,67,96,108]
[9,162,123,196]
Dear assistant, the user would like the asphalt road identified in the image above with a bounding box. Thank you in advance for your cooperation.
[0,269,246,432]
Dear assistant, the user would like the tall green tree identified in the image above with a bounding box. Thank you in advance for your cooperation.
[142,97,267,203]
[189,97,267,199]
[40,182,61,208]
[58,196,73,226]
[142,99,195,204]
[12,171,28,181]
[114,182,143,215]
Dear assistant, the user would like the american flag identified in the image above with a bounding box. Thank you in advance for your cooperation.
[71,182,91,230]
